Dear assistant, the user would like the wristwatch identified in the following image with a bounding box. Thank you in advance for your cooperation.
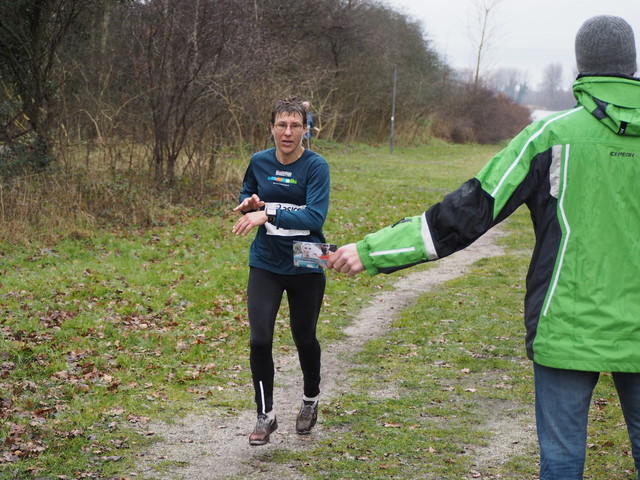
[266,205,277,223]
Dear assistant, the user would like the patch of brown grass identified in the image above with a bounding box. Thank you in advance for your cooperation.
[0,166,236,245]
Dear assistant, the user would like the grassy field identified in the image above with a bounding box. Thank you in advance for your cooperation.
[0,141,635,479]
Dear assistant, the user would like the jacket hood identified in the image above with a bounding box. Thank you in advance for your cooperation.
[573,76,640,136]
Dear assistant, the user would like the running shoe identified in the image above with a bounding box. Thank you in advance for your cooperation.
[296,400,318,434]
[249,414,278,446]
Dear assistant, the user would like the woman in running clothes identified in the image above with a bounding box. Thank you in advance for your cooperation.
[232,97,330,446]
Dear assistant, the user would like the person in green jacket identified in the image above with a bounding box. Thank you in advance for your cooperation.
[328,15,640,480]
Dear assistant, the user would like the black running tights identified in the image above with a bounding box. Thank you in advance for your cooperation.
[247,267,326,415]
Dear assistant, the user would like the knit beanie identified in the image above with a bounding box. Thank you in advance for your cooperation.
[575,15,637,75]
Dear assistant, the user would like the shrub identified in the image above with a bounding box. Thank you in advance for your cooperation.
[433,85,532,144]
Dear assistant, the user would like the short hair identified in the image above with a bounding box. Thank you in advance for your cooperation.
[271,97,307,126]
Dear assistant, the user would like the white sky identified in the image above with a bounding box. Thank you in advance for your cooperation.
[383,0,640,88]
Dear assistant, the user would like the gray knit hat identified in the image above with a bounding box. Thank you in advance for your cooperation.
[575,15,637,75]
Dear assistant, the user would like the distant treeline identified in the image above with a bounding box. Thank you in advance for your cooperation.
[0,0,531,184]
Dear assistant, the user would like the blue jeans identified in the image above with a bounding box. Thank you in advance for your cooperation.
[534,363,640,479]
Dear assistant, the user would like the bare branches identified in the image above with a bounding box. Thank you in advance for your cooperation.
[1,0,460,181]
[468,0,504,89]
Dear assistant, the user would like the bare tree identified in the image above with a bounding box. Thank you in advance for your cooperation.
[487,68,529,103]
[468,0,503,90]
[538,62,574,110]
[127,0,245,187]
[0,0,93,169]
[540,62,564,96]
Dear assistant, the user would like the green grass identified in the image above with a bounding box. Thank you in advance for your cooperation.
[0,141,635,479]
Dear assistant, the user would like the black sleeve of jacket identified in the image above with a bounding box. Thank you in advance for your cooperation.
[425,178,496,259]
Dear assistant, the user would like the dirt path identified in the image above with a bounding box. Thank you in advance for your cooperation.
[135,226,536,479]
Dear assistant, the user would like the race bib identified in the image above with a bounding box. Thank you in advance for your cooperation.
[264,202,310,236]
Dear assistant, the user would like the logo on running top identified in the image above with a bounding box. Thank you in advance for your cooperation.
[268,174,298,185]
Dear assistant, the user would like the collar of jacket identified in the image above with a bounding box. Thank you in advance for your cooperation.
[573,75,640,136]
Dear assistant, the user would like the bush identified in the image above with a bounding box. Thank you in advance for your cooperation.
[433,86,532,144]
[0,140,54,177]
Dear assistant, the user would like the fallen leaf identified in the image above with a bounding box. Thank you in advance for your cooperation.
[383,422,402,428]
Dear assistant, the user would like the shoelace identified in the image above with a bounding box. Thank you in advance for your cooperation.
[300,403,316,417]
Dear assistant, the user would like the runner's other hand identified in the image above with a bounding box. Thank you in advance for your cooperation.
[232,210,268,236]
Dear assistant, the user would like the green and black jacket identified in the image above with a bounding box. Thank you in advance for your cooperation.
[356,76,640,372]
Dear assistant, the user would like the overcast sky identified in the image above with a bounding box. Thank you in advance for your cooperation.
[383,0,640,88]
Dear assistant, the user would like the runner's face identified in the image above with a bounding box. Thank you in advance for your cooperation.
[271,112,304,157]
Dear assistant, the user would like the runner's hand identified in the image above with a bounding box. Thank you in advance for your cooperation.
[232,211,267,236]
[233,194,265,213]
